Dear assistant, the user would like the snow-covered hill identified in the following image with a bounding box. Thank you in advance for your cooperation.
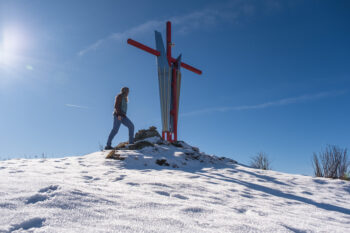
[1,138,349,232]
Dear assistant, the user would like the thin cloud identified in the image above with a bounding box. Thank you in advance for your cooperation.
[181,91,346,117]
[65,104,89,109]
[78,20,164,56]
[77,0,258,56]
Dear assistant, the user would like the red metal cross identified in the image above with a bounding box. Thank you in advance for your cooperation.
[127,21,202,142]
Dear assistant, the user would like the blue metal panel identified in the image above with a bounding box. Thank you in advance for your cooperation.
[155,31,171,132]
[155,31,168,69]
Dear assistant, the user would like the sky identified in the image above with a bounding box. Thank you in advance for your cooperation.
[0,0,349,175]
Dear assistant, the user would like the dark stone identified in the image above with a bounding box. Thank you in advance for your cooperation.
[135,126,161,142]
[185,152,195,156]
[128,141,154,150]
[114,140,154,151]
[192,147,199,152]
[106,152,125,160]
[115,142,128,150]
[185,152,200,160]
[156,159,170,166]
[171,141,184,148]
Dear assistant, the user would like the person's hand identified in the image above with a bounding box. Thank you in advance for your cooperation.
[118,116,122,121]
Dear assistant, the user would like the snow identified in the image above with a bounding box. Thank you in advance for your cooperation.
[0,142,350,232]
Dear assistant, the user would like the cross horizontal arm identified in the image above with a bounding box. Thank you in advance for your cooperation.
[169,57,202,75]
[127,39,160,56]
[127,38,202,75]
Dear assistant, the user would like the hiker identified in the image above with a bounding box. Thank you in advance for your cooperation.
[105,87,134,150]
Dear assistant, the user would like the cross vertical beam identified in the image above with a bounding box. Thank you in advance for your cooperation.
[167,21,172,65]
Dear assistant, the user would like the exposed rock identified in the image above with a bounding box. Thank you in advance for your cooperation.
[156,159,170,166]
[106,126,238,165]
[114,140,155,151]
[106,151,125,160]
[128,141,154,150]
[135,126,161,142]
[192,147,199,153]
[115,142,128,150]
[171,141,184,148]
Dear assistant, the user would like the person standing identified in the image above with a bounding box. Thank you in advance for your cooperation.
[105,87,134,150]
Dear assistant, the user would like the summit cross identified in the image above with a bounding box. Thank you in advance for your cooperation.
[127,21,202,142]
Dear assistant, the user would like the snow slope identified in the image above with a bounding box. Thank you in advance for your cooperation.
[1,140,350,232]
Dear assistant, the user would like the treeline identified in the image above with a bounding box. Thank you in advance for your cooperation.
[250,145,349,180]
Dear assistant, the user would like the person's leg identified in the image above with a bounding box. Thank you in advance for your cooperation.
[106,115,122,147]
[121,116,135,144]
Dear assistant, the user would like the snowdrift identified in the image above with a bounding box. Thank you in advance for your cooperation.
[1,133,350,232]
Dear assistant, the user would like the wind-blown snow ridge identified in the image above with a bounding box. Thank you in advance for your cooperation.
[0,140,349,232]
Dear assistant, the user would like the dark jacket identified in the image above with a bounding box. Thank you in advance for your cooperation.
[113,94,127,117]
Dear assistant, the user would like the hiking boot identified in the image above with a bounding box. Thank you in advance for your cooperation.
[104,145,113,150]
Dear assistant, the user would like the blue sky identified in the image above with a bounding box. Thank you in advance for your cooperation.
[0,0,349,175]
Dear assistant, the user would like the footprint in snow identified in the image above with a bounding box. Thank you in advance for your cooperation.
[82,176,100,183]
[8,217,45,232]
[247,209,268,216]
[234,208,247,214]
[113,175,126,182]
[9,170,24,173]
[188,175,200,179]
[154,191,170,196]
[301,191,313,195]
[240,194,253,199]
[126,182,140,186]
[103,170,115,175]
[26,185,59,204]
[313,179,328,185]
[172,194,189,200]
[39,185,59,193]
[147,182,172,188]
[0,202,17,209]
[206,181,219,185]
[26,194,49,204]
[82,175,94,180]
[182,207,209,215]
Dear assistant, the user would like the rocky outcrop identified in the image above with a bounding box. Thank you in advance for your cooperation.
[134,126,161,142]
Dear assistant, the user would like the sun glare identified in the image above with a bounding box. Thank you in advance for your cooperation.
[0,28,25,66]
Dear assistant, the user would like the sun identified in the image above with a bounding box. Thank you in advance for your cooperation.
[0,28,25,66]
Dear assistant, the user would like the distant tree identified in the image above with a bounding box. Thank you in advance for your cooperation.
[250,152,271,170]
[312,145,349,180]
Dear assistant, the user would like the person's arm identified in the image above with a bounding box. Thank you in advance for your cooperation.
[114,95,125,119]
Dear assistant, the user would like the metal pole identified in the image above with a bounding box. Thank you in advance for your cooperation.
[166,21,172,66]
[172,67,178,142]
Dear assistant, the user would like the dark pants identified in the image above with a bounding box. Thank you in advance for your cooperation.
[107,115,134,146]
